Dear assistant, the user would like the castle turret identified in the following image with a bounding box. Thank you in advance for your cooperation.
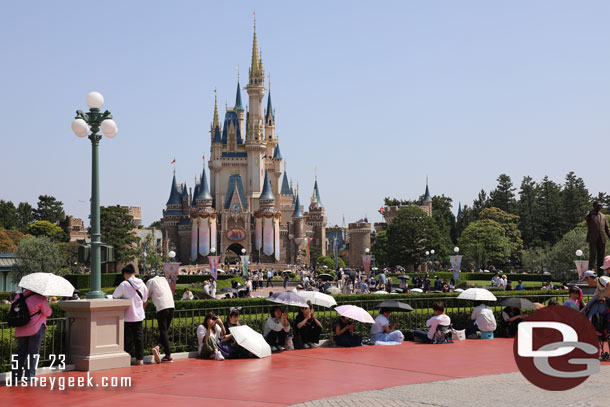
[259,169,275,206]
[265,85,275,141]
[235,78,245,135]
[166,174,182,206]
[422,178,432,216]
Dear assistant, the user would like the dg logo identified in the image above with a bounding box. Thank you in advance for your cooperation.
[513,306,600,391]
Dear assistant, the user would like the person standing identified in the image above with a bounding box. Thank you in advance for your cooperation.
[10,290,52,383]
[113,264,148,365]
[585,201,610,273]
[283,273,289,289]
[267,270,274,287]
[146,274,175,363]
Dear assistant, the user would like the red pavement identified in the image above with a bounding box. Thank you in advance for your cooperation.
[1,339,521,406]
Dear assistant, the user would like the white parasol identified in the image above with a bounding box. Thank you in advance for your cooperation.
[18,273,75,297]
[334,305,375,324]
[296,291,337,308]
[457,288,497,301]
[229,326,272,358]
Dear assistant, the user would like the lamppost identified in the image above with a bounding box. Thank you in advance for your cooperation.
[72,92,118,299]
[430,249,435,273]
[425,250,430,273]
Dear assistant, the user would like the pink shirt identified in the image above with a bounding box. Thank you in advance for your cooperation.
[13,290,53,337]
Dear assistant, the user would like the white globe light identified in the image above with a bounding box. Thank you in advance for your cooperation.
[71,118,89,138]
[241,248,246,254]
[431,250,435,255]
[210,247,216,254]
[86,92,104,109]
[425,251,430,256]
[576,249,583,257]
[365,248,370,254]
[101,119,118,138]
[168,250,176,259]
[454,247,459,253]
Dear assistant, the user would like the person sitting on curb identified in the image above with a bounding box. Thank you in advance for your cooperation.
[413,302,451,344]
[264,306,291,351]
[466,301,496,339]
[182,287,194,300]
[370,308,404,344]
[502,306,526,337]
[334,316,362,347]
[197,312,227,361]
[294,303,322,349]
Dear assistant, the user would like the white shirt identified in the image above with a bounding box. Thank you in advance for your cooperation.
[246,280,253,291]
[370,314,389,335]
[471,304,497,332]
[203,284,211,296]
[425,314,451,340]
[146,276,175,312]
[113,277,148,322]
[197,324,222,353]
[263,316,290,337]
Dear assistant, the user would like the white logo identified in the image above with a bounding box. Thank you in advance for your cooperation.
[517,321,600,378]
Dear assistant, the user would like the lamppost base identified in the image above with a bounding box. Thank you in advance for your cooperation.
[86,290,106,299]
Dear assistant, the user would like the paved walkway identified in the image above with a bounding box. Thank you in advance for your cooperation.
[1,339,608,406]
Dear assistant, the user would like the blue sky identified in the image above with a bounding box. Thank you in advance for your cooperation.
[1,1,609,227]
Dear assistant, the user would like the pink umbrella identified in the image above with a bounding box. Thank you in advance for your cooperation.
[335,305,375,324]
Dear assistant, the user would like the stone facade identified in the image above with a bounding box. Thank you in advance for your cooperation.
[66,215,88,242]
[348,222,371,269]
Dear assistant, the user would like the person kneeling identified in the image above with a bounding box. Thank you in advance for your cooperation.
[334,316,362,347]
[197,312,227,361]
[295,304,322,349]
[370,308,404,344]
[413,302,451,344]
[264,306,291,351]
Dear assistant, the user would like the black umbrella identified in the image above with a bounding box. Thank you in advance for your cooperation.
[500,297,536,310]
[397,275,410,280]
[376,300,414,312]
[344,269,357,278]
[317,273,334,281]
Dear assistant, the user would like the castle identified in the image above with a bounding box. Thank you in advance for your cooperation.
[162,20,327,265]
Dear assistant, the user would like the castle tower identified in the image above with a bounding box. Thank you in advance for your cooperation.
[422,178,432,216]
[210,93,222,199]
[234,77,245,135]
[245,17,267,200]
[190,166,217,262]
[291,192,305,264]
[306,177,327,256]
[348,221,372,269]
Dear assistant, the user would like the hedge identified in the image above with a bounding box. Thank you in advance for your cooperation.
[387,272,555,282]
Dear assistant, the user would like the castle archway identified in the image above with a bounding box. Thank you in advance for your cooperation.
[225,243,245,264]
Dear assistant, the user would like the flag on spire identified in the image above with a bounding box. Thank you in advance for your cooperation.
[170,158,176,164]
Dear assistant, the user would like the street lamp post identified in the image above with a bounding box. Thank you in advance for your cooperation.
[72,92,118,299]
[430,249,435,273]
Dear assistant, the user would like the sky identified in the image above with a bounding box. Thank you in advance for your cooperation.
[1,1,609,228]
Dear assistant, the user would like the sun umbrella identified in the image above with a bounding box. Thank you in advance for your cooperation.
[373,290,389,295]
[376,300,414,312]
[457,288,497,301]
[282,270,292,274]
[19,273,75,297]
[397,275,410,280]
[296,291,337,308]
[327,286,341,295]
[335,305,375,324]
[267,291,309,307]
[500,297,537,310]
[317,273,334,281]
[410,288,423,293]
[454,288,465,293]
[229,325,272,358]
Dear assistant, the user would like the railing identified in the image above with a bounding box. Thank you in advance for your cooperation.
[0,318,67,373]
[138,293,578,356]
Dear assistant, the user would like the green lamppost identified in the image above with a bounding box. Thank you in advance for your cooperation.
[71,92,118,299]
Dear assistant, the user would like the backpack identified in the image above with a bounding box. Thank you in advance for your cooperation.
[7,293,41,328]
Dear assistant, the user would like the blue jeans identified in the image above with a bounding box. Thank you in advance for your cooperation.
[12,324,46,382]
[371,330,404,343]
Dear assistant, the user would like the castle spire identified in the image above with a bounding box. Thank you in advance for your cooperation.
[196,165,212,200]
[234,77,243,111]
[211,90,222,143]
[265,75,274,124]
[249,15,263,82]
[259,169,275,200]
[292,193,303,218]
[313,179,323,207]
[166,173,182,206]
[423,177,431,202]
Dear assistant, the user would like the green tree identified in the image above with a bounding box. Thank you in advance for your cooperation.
[372,229,389,266]
[458,219,510,270]
[489,174,516,213]
[99,205,139,270]
[148,220,162,229]
[0,229,16,252]
[560,172,590,236]
[0,200,17,229]
[517,176,540,248]
[431,195,457,243]
[479,207,524,267]
[11,236,66,281]
[58,241,82,273]
[522,246,550,273]
[385,206,446,268]
[456,204,476,239]
[545,227,590,282]
[316,256,335,269]
[595,192,610,212]
[138,233,163,274]
[536,176,563,245]
[26,220,66,241]
[472,189,490,217]
[15,202,35,232]
[34,195,65,225]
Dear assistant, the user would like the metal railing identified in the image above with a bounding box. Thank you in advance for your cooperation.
[138,293,578,355]
[0,318,67,373]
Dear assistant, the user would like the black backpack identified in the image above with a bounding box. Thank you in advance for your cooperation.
[7,293,41,327]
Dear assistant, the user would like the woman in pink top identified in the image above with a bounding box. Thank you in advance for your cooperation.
[11,289,52,383]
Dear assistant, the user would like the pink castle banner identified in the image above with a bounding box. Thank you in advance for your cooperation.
[208,255,220,280]
[163,262,180,293]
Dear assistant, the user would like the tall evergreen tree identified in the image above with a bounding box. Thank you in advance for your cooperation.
[431,195,457,243]
[15,202,34,232]
[517,176,540,248]
[560,171,590,235]
[99,205,139,271]
[472,189,490,217]
[34,195,65,225]
[489,174,516,213]
[0,200,17,229]
[536,176,563,245]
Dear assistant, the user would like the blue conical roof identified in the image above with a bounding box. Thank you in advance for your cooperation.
[235,81,244,111]
[457,202,462,218]
[313,180,323,207]
[212,125,222,143]
[181,183,189,197]
[196,168,213,200]
[265,91,274,122]
[423,184,431,202]
[292,194,303,218]
[280,172,291,195]
[273,144,282,159]
[191,183,199,206]
[259,170,275,200]
[166,175,182,205]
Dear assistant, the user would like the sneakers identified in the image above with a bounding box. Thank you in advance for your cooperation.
[161,356,173,363]
[133,360,144,366]
[214,350,225,361]
[277,346,285,351]
[303,344,310,349]
[309,342,319,348]
[271,346,278,351]
[152,346,161,364]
